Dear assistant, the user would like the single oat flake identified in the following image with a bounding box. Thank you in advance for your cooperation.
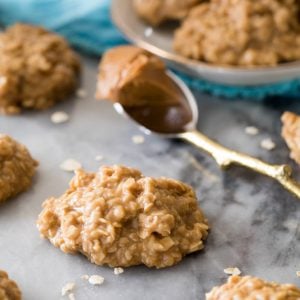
[132,135,145,144]
[51,111,69,124]
[245,126,259,136]
[114,267,124,275]
[88,275,105,285]
[224,267,241,276]
[297,271,300,277]
[60,159,82,172]
[260,138,276,151]
[61,282,75,296]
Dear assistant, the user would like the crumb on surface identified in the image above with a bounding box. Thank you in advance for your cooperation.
[224,267,241,276]
[95,155,104,162]
[297,271,300,277]
[114,267,124,275]
[245,126,259,136]
[132,135,145,144]
[88,275,105,286]
[60,159,82,172]
[51,111,69,124]
[260,138,276,151]
[61,282,75,296]
[81,275,89,280]
[68,293,75,300]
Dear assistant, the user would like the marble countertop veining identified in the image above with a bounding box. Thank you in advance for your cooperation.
[0,56,300,300]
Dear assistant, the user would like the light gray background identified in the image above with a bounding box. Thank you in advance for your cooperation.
[0,56,300,300]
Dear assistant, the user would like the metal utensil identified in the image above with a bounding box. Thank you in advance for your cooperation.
[114,71,300,199]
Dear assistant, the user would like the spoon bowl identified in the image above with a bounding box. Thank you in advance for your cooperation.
[114,71,300,200]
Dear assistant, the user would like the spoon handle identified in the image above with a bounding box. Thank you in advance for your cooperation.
[180,130,300,199]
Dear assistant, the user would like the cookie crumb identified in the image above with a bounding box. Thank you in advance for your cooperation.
[61,282,75,296]
[88,275,104,285]
[132,135,145,144]
[144,27,153,37]
[245,126,259,136]
[76,88,87,98]
[81,274,89,280]
[60,159,82,172]
[224,267,241,276]
[51,111,69,124]
[68,293,75,300]
[297,271,300,277]
[114,267,124,275]
[260,138,276,151]
[95,155,104,162]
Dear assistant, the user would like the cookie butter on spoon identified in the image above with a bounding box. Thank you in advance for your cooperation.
[96,45,193,133]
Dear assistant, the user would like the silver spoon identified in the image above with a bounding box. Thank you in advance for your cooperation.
[114,71,300,199]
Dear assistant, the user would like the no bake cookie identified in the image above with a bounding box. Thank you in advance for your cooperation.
[37,165,208,268]
[0,134,38,203]
[206,275,300,300]
[174,0,300,66]
[0,23,80,114]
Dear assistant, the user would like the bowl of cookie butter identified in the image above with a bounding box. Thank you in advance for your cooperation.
[112,0,300,86]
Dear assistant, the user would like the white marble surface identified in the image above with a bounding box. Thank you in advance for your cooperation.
[0,56,300,300]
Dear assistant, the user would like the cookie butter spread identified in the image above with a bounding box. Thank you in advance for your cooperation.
[0,134,38,203]
[37,165,209,268]
[174,0,300,66]
[0,23,80,114]
[97,45,182,107]
[206,275,300,300]
[0,270,21,300]
[281,111,300,164]
[97,46,193,133]
[133,0,202,26]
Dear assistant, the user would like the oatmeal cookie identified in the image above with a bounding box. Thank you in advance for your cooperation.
[0,23,80,114]
[133,0,202,26]
[37,165,209,268]
[174,0,300,66]
[0,270,21,300]
[0,134,38,202]
[282,111,300,164]
[206,275,300,300]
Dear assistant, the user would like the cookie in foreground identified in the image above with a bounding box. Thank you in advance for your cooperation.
[0,134,38,203]
[0,270,21,300]
[0,23,80,114]
[37,165,208,268]
[206,275,300,300]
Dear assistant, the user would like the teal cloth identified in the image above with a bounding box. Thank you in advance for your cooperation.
[0,0,299,100]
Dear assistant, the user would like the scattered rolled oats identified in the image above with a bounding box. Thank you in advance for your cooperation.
[260,138,276,151]
[245,126,259,136]
[61,282,75,296]
[132,135,145,144]
[76,88,87,98]
[95,155,104,162]
[60,159,82,172]
[114,267,124,275]
[88,275,104,286]
[68,293,75,300]
[224,267,241,276]
[51,111,69,124]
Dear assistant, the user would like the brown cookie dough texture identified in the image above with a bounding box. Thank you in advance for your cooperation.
[0,270,21,300]
[0,134,38,203]
[96,46,182,107]
[206,275,300,300]
[133,0,202,26]
[0,23,81,114]
[281,111,300,164]
[37,165,209,268]
[174,0,300,66]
